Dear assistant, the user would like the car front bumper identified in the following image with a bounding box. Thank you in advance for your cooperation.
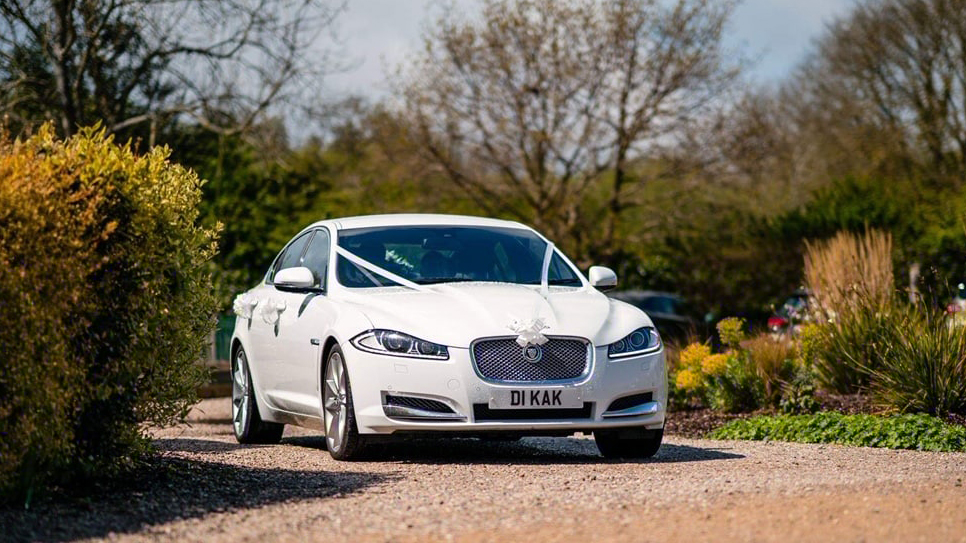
[344,341,667,435]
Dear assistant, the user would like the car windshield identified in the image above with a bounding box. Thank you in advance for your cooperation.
[335,225,582,288]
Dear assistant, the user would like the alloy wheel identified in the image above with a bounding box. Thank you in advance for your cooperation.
[232,350,250,436]
[323,352,349,452]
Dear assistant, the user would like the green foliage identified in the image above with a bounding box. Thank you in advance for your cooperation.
[803,291,897,393]
[710,412,966,452]
[638,193,801,318]
[869,308,966,418]
[775,176,966,306]
[705,354,765,413]
[779,366,820,414]
[717,317,747,349]
[0,124,217,504]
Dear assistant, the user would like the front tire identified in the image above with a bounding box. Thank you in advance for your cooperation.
[322,345,366,460]
[594,428,663,459]
[232,346,284,444]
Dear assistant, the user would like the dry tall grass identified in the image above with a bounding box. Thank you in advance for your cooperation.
[804,229,894,319]
[742,334,797,403]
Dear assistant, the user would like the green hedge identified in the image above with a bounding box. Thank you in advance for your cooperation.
[0,125,218,504]
[709,412,966,452]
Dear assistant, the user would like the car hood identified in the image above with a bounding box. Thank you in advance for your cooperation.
[331,282,651,348]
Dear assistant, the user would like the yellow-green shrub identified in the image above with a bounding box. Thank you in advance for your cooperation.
[0,125,218,503]
[716,317,747,349]
[679,343,712,371]
[671,322,813,413]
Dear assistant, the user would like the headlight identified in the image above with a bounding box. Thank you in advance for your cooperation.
[350,330,449,360]
[607,326,661,358]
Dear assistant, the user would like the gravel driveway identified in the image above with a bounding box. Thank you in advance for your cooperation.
[5,397,966,542]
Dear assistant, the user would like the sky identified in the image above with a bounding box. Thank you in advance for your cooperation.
[322,0,856,99]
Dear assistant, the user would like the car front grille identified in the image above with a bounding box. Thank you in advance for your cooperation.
[471,336,590,383]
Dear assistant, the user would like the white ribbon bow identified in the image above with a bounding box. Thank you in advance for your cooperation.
[508,316,549,347]
[259,298,287,324]
[232,292,259,320]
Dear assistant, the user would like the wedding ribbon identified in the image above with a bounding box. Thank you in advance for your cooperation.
[333,245,429,292]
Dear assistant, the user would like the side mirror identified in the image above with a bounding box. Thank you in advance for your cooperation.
[274,266,316,290]
[588,266,617,292]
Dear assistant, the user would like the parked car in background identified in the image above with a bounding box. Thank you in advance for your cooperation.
[609,290,699,344]
[768,290,810,335]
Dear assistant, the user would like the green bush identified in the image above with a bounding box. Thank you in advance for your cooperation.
[805,296,897,393]
[710,412,966,452]
[870,308,966,418]
[779,365,819,414]
[705,354,764,413]
[0,125,218,504]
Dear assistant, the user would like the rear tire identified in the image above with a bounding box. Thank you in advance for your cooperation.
[232,346,284,444]
[594,428,663,459]
[322,345,367,460]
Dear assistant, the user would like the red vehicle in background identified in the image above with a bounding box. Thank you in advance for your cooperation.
[768,290,810,336]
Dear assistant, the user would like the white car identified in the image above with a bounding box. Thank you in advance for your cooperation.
[229,214,667,460]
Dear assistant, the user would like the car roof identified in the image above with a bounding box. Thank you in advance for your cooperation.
[308,213,531,232]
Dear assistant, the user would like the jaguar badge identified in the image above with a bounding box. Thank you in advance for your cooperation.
[523,344,543,364]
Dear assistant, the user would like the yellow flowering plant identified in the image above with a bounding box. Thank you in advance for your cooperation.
[675,369,704,392]
[678,343,711,370]
[701,353,730,376]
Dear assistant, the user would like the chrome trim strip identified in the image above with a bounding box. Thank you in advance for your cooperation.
[469,335,594,386]
[600,401,662,418]
[383,404,467,421]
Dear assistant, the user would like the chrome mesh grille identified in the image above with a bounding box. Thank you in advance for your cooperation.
[472,337,590,382]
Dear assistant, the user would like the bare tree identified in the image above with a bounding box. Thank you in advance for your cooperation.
[399,0,739,262]
[799,0,966,186]
[0,0,344,141]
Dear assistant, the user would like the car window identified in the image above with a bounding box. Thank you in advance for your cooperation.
[301,229,330,289]
[270,231,314,282]
[335,225,582,288]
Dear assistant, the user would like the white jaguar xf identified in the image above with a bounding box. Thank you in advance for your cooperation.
[229,214,666,460]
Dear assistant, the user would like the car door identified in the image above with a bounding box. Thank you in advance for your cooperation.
[271,228,337,416]
[248,230,315,405]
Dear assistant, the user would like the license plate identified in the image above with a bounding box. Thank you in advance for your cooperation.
[490,388,582,409]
